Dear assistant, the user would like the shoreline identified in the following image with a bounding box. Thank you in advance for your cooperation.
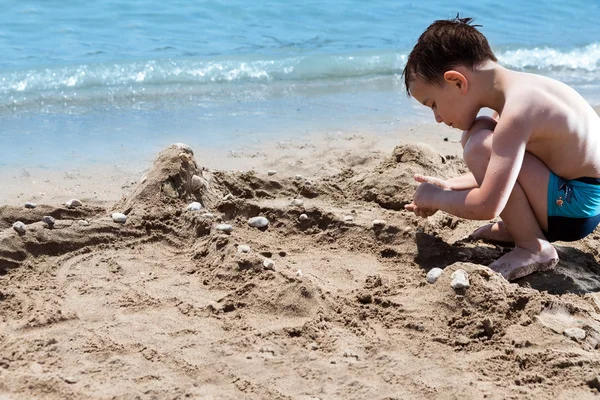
[0,123,461,207]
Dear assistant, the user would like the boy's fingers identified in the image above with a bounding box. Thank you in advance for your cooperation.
[415,174,445,188]
[414,174,431,183]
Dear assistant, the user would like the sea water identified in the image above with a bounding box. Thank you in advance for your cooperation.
[1,0,599,168]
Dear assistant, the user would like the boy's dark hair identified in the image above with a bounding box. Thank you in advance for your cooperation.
[402,16,497,96]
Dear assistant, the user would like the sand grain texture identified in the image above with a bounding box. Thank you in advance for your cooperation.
[3,142,600,399]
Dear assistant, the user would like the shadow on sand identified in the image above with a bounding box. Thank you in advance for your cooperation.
[415,231,600,295]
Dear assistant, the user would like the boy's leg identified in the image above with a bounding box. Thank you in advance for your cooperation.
[471,220,514,244]
[462,124,558,281]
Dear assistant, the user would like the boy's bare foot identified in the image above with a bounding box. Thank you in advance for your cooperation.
[470,221,514,244]
[489,243,558,281]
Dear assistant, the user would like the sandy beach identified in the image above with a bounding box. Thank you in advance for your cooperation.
[2,121,600,399]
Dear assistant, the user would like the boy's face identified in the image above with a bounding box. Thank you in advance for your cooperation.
[409,75,479,131]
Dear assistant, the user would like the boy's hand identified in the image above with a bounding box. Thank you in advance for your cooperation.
[404,202,437,218]
[404,175,446,218]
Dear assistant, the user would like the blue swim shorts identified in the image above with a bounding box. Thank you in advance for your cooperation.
[545,173,600,242]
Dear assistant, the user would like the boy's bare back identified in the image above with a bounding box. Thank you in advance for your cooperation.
[501,70,600,180]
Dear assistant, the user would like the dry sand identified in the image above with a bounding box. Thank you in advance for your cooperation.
[2,126,600,399]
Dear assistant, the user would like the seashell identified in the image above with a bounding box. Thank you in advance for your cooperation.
[24,202,36,209]
[66,199,82,208]
[248,216,269,228]
[12,221,26,234]
[179,152,192,163]
[42,216,55,227]
[299,214,309,221]
[111,213,127,223]
[216,224,233,233]
[263,258,275,270]
[237,245,251,253]
[450,269,470,290]
[186,202,202,211]
[291,199,304,207]
[267,170,277,176]
[426,268,443,284]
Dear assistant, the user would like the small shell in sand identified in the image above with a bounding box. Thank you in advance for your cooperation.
[450,269,470,290]
[248,216,269,228]
[66,199,82,209]
[186,202,202,211]
[111,213,127,223]
[12,221,26,234]
[216,224,233,233]
[42,216,56,228]
[263,258,275,270]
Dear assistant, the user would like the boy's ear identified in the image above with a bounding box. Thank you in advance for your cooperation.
[443,70,468,93]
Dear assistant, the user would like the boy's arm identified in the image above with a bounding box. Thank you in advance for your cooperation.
[445,173,478,190]
[418,111,531,220]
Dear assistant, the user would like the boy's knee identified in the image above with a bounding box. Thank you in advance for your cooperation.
[463,126,494,171]
[460,116,497,149]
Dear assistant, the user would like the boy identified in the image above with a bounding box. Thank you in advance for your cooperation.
[402,16,600,281]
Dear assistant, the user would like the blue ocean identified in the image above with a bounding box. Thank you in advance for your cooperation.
[2,0,599,168]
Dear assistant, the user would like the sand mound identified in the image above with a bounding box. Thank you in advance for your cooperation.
[346,143,467,210]
[2,142,600,398]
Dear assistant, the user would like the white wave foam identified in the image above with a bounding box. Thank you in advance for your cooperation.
[498,43,600,71]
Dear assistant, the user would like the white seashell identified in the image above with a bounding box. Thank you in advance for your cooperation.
[267,170,277,176]
[24,202,36,209]
[291,199,304,207]
[216,224,233,233]
[179,152,193,163]
[191,175,203,190]
[202,213,215,219]
[111,213,127,223]
[296,269,303,278]
[66,199,82,208]
[237,245,251,253]
[42,216,55,227]
[299,213,309,221]
[248,216,269,228]
[186,202,203,211]
[12,221,26,234]
[295,174,303,180]
[263,258,275,270]
[344,216,354,222]
[140,175,147,184]
[372,219,386,227]
[78,220,90,226]
[426,268,443,284]
[172,143,194,154]
[223,193,234,201]
[304,180,312,186]
[450,269,470,290]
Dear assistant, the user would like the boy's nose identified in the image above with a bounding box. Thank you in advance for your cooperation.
[433,110,443,124]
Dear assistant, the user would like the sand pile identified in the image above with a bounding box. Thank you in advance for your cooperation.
[2,142,600,399]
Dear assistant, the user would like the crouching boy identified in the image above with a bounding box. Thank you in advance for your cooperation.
[403,17,600,280]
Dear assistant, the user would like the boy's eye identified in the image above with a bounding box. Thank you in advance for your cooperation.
[432,103,436,109]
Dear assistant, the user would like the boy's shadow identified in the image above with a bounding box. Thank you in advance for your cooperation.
[415,231,600,295]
